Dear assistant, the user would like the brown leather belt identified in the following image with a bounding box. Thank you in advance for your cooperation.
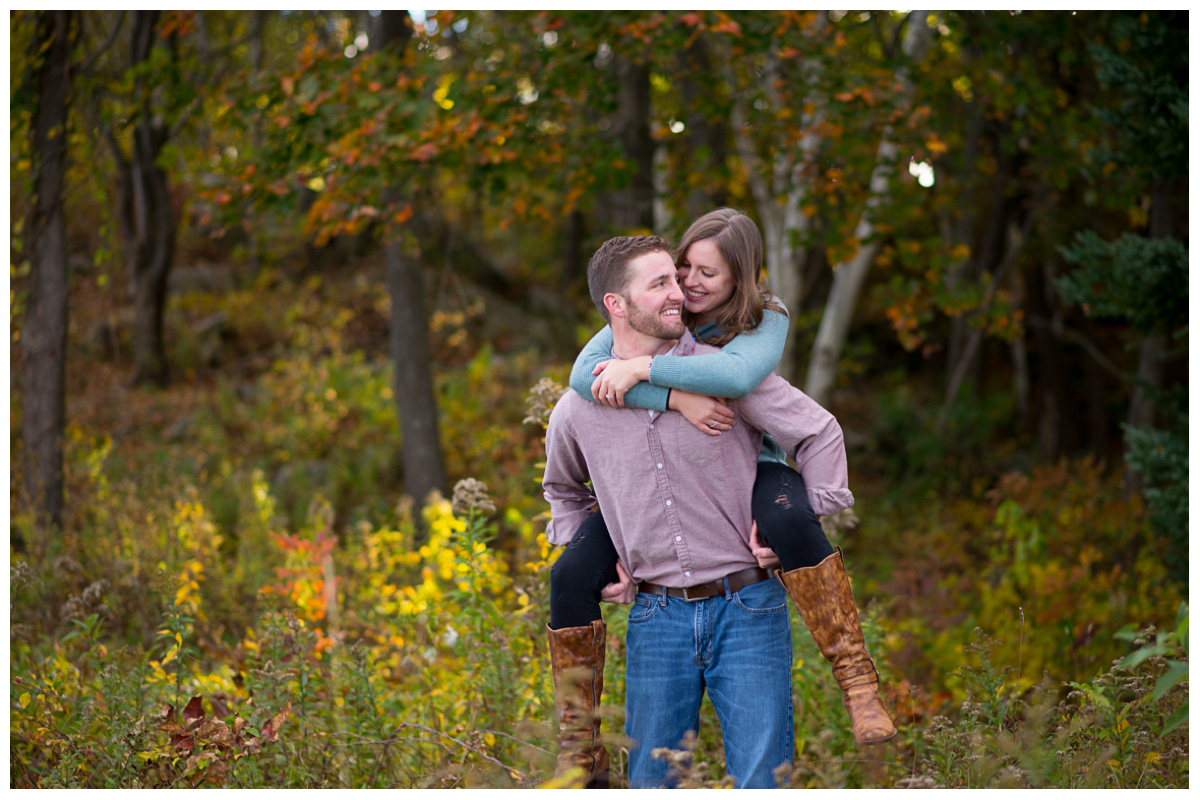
[638,566,773,602]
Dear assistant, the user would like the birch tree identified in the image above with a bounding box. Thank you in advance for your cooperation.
[805,12,933,405]
[718,11,831,382]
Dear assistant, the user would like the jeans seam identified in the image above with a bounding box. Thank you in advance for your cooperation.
[626,590,792,789]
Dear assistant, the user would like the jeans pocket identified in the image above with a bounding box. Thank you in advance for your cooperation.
[732,579,788,614]
[628,594,661,624]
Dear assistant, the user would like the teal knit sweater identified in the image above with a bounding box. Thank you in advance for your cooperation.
[568,305,791,462]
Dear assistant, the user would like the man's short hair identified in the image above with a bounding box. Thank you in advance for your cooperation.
[587,235,672,322]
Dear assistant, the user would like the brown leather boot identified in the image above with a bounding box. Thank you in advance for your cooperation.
[777,548,897,745]
[547,620,610,788]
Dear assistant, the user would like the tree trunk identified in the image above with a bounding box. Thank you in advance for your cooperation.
[21,10,75,538]
[378,11,446,509]
[678,33,728,224]
[1010,267,1031,438]
[385,223,447,508]
[1029,261,1064,461]
[804,236,883,405]
[803,12,932,405]
[728,12,829,382]
[122,10,175,386]
[129,119,175,385]
[939,15,986,379]
[934,211,1032,435]
[559,208,586,293]
[947,128,1012,390]
[598,54,655,234]
[1126,175,1173,434]
[1080,318,1109,460]
[1122,175,1173,496]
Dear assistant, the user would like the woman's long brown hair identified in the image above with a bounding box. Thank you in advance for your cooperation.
[674,208,786,347]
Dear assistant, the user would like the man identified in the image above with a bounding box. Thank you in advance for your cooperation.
[541,235,855,788]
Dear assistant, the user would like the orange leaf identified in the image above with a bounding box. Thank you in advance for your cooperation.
[711,18,741,35]
[410,143,438,161]
[159,718,187,735]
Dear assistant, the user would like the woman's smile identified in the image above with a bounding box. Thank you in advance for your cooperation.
[678,238,735,326]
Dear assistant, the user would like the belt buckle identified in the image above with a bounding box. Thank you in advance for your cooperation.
[680,585,706,602]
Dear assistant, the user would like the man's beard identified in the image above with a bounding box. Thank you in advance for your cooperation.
[625,296,685,340]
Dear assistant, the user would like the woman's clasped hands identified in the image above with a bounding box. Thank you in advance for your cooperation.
[592,358,736,436]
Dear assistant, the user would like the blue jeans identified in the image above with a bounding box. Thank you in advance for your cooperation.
[624,577,794,788]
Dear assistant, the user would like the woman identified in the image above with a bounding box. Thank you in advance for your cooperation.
[546,209,894,786]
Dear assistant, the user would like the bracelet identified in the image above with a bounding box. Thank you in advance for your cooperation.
[647,356,653,377]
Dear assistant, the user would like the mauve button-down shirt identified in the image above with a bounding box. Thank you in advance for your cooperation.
[543,334,854,588]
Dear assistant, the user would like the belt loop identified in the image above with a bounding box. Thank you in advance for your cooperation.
[659,585,668,605]
[723,576,732,599]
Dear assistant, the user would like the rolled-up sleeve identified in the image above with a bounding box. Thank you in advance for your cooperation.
[541,399,598,545]
[738,374,854,516]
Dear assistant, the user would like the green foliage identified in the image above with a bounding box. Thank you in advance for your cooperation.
[1124,413,1189,583]
[867,380,1015,493]
[10,483,558,788]
[204,10,647,249]
[869,456,1183,700]
[1115,602,1189,735]
[1057,231,1188,583]
[1084,11,1188,183]
[1057,231,1188,335]
[911,626,1188,788]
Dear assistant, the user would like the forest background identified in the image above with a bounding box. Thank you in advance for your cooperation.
[8,9,1189,789]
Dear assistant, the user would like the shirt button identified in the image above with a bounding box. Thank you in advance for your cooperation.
[675,535,682,541]
[684,571,691,577]
[665,499,672,506]
[649,424,655,429]
[657,463,663,469]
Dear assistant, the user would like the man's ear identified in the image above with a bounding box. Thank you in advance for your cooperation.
[604,292,626,320]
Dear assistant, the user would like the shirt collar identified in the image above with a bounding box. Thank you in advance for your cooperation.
[670,329,697,356]
[610,329,695,359]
